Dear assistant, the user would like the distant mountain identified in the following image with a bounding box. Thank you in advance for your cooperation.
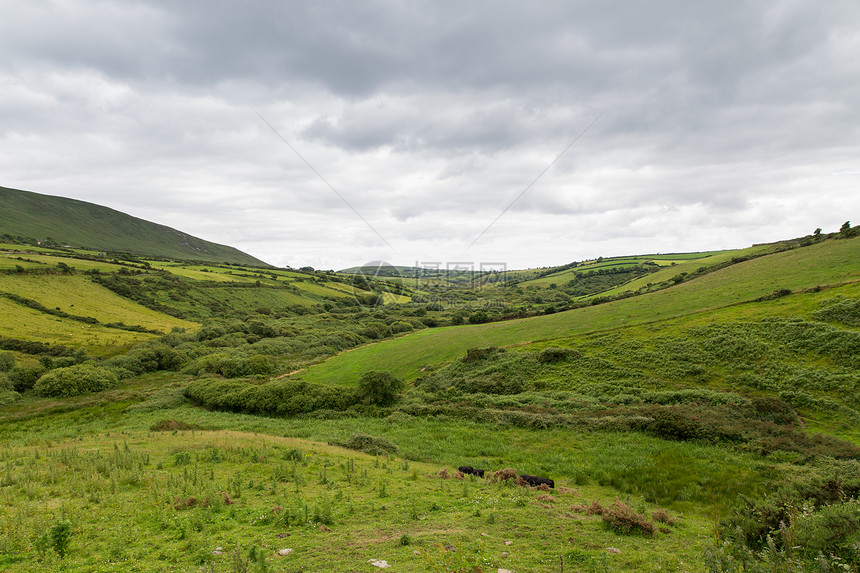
[0,186,268,266]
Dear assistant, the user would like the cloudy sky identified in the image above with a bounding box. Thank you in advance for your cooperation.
[2,1,858,270]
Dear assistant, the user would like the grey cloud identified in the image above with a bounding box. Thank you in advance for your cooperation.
[2,0,859,270]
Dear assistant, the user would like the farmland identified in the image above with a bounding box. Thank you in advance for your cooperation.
[1,220,859,571]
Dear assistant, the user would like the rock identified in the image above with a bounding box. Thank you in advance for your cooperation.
[276,533,290,538]
[444,544,456,552]
[606,547,621,554]
[412,550,421,556]
[278,548,293,556]
[504,540,513,546]
[498,569,514,573]
[369,559,391,568]
[212,547,223,555]
[481,532,489,537]
[500,552,508,558]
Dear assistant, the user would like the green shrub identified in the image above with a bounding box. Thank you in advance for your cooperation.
[464,347,502,361]
[389,321,414,333]
[359,371,405,406]
[646,408,705,441]
[813,296,860,326]
[793,499,860,563]
[361,321,390,339]
[537,347,577,363]
[0,351,15,372]
[185,377,361,416]
[8,364,47,392]
[32,364,119,397]
[0,372,11,391]
[37,519,73,558]
[247,354,275,376]
[719,481,860,568]
[0,388,21,406]
[748,396,798,425]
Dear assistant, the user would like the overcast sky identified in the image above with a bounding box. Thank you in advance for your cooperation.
[2,1,858,270]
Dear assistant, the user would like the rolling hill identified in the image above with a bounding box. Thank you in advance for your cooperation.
[1,223,859,572]
[0,185,268,266]
[300,236,860,384]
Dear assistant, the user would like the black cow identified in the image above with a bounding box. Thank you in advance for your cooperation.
[520,474,554,488]
[458,466,486,478]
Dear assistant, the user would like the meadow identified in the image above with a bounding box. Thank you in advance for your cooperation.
[1,229,859,571]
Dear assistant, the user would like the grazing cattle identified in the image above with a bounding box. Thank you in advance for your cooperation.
[520,474,555,489]
[458,466,486,478]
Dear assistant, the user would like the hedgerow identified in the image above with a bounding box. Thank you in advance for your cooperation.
[32,364,119,397]
[185,377,361,416]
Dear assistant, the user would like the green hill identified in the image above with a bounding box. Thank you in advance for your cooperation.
[0,185,268,265]
[300,236,860,385]
[1,231,860,572]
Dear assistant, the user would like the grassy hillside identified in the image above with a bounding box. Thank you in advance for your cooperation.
[300,237,860,384]
[0,186,267,265]
[1,231,859,572]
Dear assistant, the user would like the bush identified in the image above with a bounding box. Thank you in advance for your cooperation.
[35,519,73,558]
[32,364,119,397]
[748,396,798,425]
[8,364,47,392]
[0,372,11,392]
[185,377,361,416]
[361,321,390,339]
[464,347,502,361]
[389,321,414,333]
[453,373,524,395]
[537,347,577,363]
[813,296,860,326]
[0,351,14,372]
[0,389,21,406]
[600,499,655,536]
[358,371,405,406]
[247,354,275,376]
[336,432,398,455]
[719,481,860,568]
[646,408,705,441]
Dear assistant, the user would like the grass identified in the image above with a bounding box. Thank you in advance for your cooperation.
[0,399,755,572]
[0,253,128,273]
[301,238,860,384]
[0,185,266,265]
[1,229,858,571]
[0,275,198,333]
[0,297,155,355]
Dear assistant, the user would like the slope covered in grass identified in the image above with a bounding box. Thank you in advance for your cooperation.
[0,186,267,265]
[301,237,860,384]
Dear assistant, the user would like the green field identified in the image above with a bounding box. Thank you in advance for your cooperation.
[0,275,198,332]
[301,238,860,384]
[1,226,859,572]
[0,297,158,354]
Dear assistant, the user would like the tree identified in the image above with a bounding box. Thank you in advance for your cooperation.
[358,371,404,406]
[468,310,489,324]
